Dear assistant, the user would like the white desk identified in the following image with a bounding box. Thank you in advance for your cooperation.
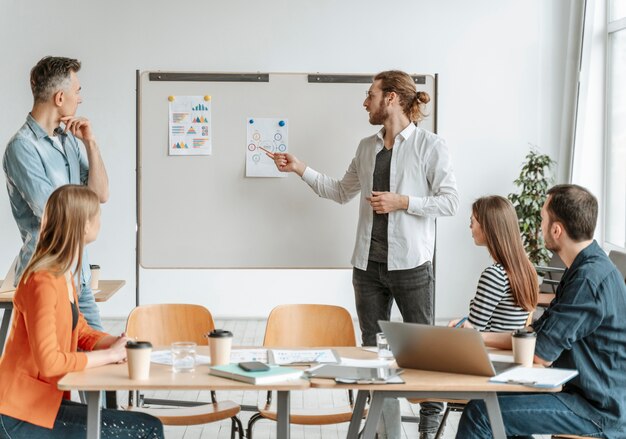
[0,279,126,353]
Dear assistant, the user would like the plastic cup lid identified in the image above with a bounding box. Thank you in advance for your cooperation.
[208,329,233,338]
[126,340,153,349]
[512,328,537,338]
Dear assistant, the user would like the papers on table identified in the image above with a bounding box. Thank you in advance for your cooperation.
[150,348,268,366]
[150,348,394,369]
[150,350,211,366]
[230,349,269,363]
[269,349,340,365]
[490,367,579,388]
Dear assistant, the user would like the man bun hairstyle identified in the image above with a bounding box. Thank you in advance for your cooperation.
[374,70,430,123]
[546,184,598,241]
[30,56,81,103]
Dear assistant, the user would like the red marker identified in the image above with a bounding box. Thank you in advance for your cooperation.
[258,146,275,158]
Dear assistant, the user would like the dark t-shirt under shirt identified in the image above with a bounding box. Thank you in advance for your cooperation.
[368,147,392,263]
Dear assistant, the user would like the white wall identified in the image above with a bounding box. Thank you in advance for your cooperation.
[0,1,571,322]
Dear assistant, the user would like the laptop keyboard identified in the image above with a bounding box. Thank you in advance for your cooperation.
[492,361,518,375]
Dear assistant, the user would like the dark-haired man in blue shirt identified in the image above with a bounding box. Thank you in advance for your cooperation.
[457,184,626,438]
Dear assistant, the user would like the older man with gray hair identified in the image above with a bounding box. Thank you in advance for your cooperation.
[3,56,109,330]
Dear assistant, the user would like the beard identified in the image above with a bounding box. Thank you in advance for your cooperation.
[368,99,388,125]
[543,233,560,253]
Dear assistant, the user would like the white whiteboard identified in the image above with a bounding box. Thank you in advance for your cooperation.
[138,72,437,268]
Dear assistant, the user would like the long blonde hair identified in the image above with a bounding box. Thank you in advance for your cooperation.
[21,185,100,283]
[472,196,538,311]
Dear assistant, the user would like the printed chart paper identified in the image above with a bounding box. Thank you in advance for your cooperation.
[246,117,288,177]
[169,95,212,156]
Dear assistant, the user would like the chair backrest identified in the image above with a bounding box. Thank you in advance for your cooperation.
[609,250,626,284]
[263,304,356,347]
[125,304,215,346]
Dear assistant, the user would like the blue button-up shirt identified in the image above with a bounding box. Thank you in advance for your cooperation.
[533,241,626,436]
[3,114,92,287]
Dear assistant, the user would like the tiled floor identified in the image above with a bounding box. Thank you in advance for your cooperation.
[101,318,550,439]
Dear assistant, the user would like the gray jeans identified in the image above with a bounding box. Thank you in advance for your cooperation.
[353,261,443,434]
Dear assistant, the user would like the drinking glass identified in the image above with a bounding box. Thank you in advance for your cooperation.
[376,332,393,359]
[171,341,197,373]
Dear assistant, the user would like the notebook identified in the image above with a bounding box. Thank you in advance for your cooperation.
[490,367,579,388]
[379,320,518,377]
[210,364,303,384]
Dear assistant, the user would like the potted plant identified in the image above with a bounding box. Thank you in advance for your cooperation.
[508,149,556,266]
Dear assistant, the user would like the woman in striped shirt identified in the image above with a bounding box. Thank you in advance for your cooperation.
[449,196,538,332]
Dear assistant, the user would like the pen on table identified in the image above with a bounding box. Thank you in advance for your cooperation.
[454,316,468,328]
[258,146,275,158]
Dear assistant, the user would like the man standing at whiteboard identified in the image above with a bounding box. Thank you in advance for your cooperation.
[270,70,458,438]
[3,56,109,330]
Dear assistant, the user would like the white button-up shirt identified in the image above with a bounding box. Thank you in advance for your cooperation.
[302,123,458,271]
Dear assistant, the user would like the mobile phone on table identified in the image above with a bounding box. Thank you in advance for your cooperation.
[238,361,270,372]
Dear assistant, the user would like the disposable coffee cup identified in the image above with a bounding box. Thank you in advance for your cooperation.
[208,329,233,366]
[512,328,537,367]
[126,341,153,380]
[89,264,100,290]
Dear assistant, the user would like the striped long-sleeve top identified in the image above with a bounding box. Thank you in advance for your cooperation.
[467,263,530,332]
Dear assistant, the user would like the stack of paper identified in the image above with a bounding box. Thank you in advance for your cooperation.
[269,349,339,365]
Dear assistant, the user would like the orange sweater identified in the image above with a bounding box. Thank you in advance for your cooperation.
[0,271,106,428]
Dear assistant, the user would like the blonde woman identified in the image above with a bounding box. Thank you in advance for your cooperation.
[0,185,163,438]
[450,196,538,332]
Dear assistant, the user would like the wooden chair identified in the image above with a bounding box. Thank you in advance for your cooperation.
[124,304,244,438]
[246,304,363,438]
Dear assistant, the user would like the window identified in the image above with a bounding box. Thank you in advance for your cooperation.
[605,1,626,248]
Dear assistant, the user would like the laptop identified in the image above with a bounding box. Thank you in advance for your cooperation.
[0,257,18,293]
[379,320,517,377]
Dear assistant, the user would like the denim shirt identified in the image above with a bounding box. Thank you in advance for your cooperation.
[3,114,91,287]
[533,241,626,436]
